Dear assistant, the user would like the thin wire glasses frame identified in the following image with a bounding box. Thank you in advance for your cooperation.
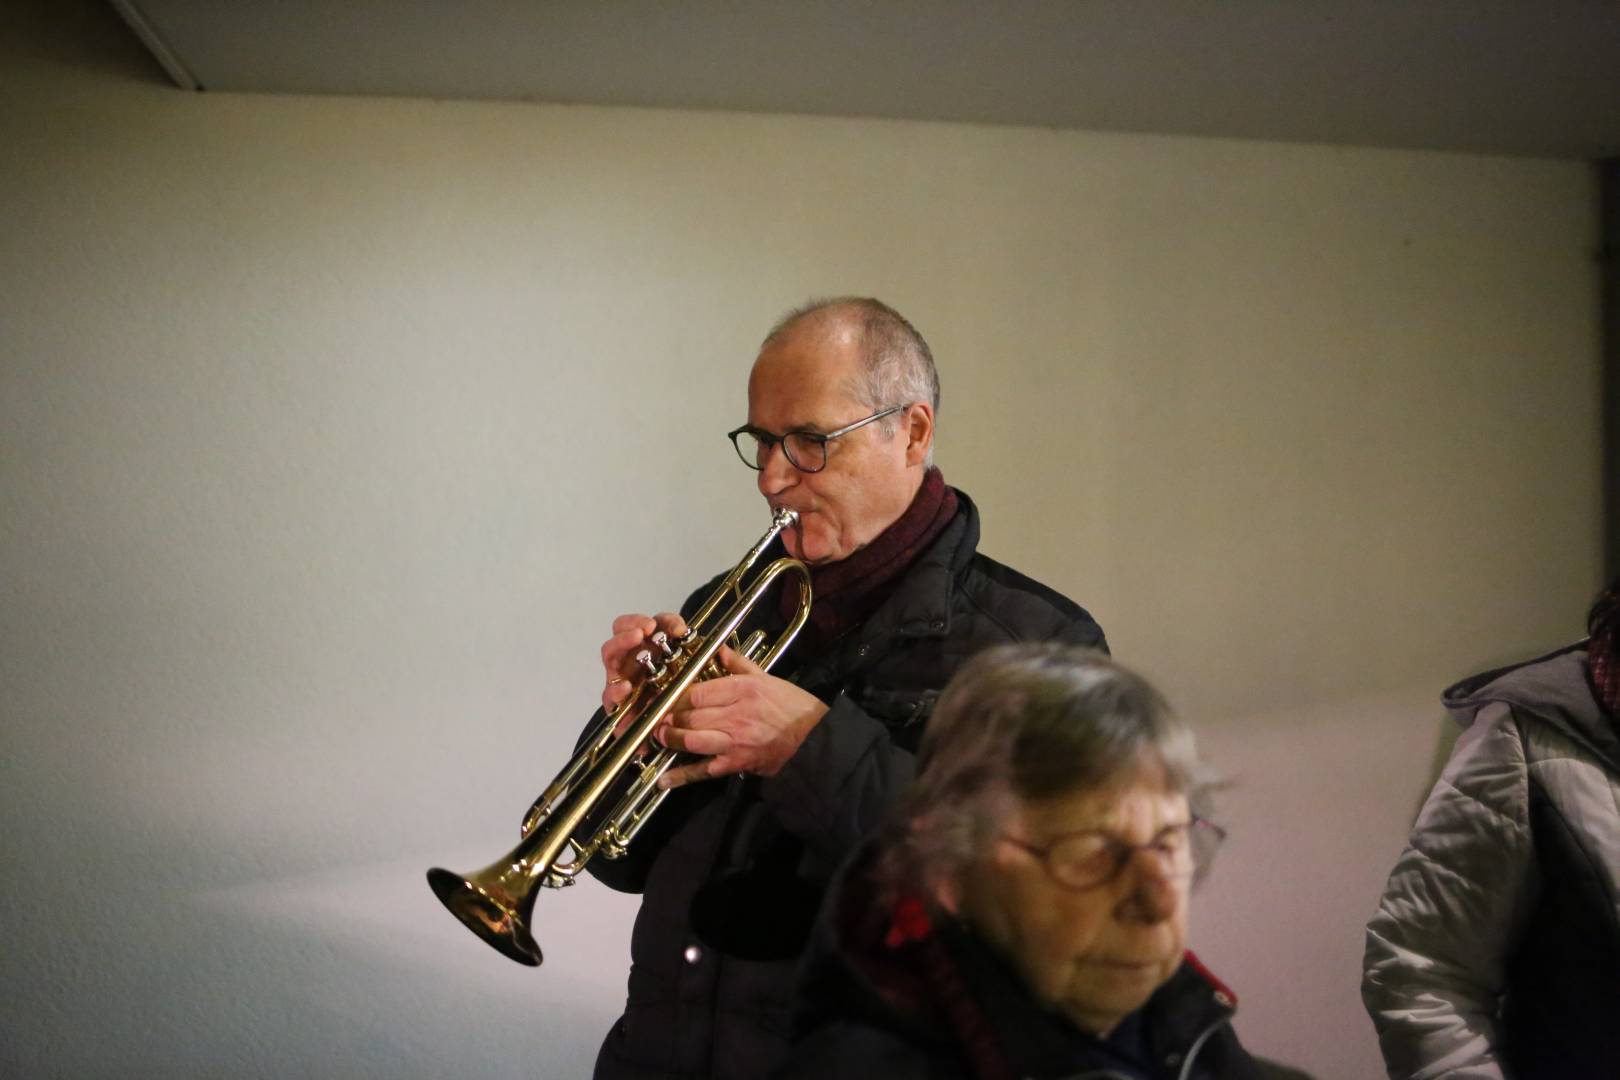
[727,404,909,474]
[1000,816,1227,891]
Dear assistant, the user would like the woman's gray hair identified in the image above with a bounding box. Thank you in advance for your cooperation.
[764,297,940,463]
[876,643,1212,903]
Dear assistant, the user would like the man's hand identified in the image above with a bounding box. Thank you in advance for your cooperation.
[600,612,688,726]
[656,646,829,788]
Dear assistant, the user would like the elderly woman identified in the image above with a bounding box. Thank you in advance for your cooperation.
[778,643,1264,1080]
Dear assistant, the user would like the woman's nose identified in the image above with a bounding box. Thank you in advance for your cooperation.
[1118,848,1180,923]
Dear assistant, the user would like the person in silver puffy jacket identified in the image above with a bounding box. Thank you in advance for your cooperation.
[1361,578,1620,1079]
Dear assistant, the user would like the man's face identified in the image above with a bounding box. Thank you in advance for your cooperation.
[957,760,1192,1037]
[746,321,926,566]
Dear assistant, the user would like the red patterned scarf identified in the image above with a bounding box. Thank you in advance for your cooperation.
[880,895,1013,1080]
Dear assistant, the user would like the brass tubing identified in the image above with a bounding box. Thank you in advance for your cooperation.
[426,509,810,966]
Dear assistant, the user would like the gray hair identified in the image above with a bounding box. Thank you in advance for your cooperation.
[763,298,940,460]
[877,643,1212,903]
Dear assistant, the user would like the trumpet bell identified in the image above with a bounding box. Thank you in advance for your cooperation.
[426,867,543,967]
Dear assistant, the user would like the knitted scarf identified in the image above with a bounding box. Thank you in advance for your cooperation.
[1587,578,1620,718]
[779,467,958,645]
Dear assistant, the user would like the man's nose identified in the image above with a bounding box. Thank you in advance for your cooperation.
[756,441,797,496]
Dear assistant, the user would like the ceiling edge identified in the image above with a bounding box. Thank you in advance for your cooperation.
[106,0,202,91]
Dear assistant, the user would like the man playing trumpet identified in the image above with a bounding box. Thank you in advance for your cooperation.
[588,297,1107,1080]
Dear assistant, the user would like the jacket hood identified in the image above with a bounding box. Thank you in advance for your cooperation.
[1442,641,1620,773]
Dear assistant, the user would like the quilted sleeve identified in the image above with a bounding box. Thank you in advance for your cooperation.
[1361,702,1538,1080]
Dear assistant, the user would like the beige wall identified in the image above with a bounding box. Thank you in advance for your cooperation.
[1,4,1602,1077]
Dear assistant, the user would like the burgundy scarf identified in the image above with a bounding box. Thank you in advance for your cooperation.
[779,467,958,645]
[1588,579,1620,718]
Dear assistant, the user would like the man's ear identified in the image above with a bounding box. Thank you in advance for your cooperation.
[904,403,935,466]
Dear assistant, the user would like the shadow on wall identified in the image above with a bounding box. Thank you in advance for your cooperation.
[2,845,634,1079]
[1183,682,1476,1077]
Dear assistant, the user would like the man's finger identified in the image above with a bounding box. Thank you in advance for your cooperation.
[678,678,741,717]
[652,612,690,638]
[602,627,647,669]
[659,758,729,789]
[717,644,765,676]
[602,677,634,713]
[611,613,657,635]
[674,702,745,733]
[658,724,732,757]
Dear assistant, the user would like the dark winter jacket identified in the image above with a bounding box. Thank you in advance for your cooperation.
[779,844,1265,1080]
[587,489,1106,1080]
[1362,642,1620,1079]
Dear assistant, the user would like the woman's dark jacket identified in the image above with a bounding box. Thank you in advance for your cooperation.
[778,845,1265,1080]
[585,489,1106,1079]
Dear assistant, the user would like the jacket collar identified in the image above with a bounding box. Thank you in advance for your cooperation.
[854,487,980,644]
[951,928,1237,1079]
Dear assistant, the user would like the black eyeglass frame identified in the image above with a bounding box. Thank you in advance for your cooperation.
[727,404,909,474]
[1000,816,1227,892]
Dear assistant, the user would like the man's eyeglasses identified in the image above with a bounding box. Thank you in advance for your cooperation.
[727,405,908,474]
[1000,817,1227,891]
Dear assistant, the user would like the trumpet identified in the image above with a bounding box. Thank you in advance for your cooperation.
[426,507,812,966]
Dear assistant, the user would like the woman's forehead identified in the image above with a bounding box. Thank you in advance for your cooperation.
[1013,763,1189,836]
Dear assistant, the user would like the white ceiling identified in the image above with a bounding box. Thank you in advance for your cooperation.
[110,0,1620,160]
